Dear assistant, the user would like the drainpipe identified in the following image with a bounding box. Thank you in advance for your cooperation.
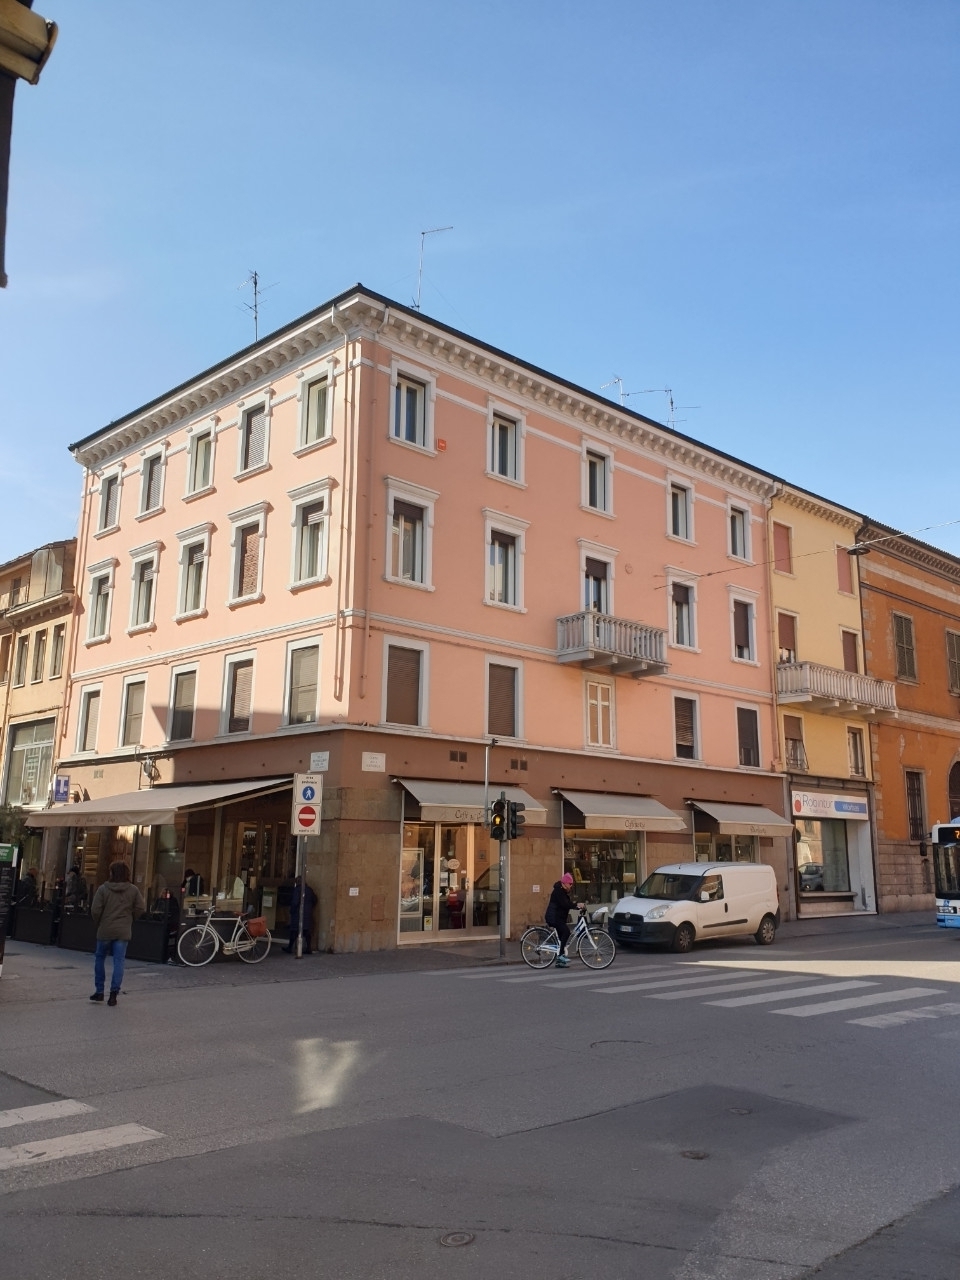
[359,305,390,700]
[766,484,795,919]
[329,304,354,703]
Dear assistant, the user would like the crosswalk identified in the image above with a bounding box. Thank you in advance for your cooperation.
[0,1099,162,1181]
[438,960,960,1030]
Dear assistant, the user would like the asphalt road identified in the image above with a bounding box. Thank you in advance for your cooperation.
[2,918,959,1279]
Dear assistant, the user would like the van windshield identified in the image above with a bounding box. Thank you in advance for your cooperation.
[636,872,700,901]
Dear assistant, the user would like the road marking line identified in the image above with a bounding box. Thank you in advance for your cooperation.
[773,988,946,1018]
[595,971,782,995]
[850,1002,960,1028]
[504,966,680,986]
[0,1124,163,1171]
[708,980,876,1007]
[0,1101,94,1130]
[648,975,816,1000]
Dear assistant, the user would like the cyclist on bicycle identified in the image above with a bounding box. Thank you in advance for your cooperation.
[545,873,582,967]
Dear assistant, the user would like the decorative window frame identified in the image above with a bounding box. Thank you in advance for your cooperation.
[672,691,701,762]
[288,478,335,591]
[483,508,529,612]
[166,661,199,744]
[486,400,526,487]
[220,648,257,737]
[127,540,163,636]
[75,682,104,755]
[94,466,123,537]
[227,501,270,607]
[175,522,213,621]
[666,474,696,544]
[280,633,323,728]
[776,607,800,662]
[845,722,868,779]
[380,633,430,729]
[484,654,524,740]
[383,476,439,592]
[581,439,615,517]
[184,417,218,501]
[86,556,118,646]
[734,701,764,769]
[665,565,699,652]
[295,357,338,455]
[137,445,168,520]
[234,387,274,479]
[584,674,616,751]
[389,358,437,454]
[579,537,618,614]
[729,585,761,665]
[727,500,752,562]
[118,672,149,749]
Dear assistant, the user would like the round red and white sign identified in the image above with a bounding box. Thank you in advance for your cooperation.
[297,805,317,826]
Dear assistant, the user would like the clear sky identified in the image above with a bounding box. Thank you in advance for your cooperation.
[1,0,957,563]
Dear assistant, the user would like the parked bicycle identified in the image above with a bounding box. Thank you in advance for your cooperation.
[177,906,272,967]
[520,907,616,970]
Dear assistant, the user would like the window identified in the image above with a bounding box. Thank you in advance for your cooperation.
[391,500,424,584]
[947,632,960,693]
[0,635,11,683]
[99,475,120,531]
[841,630,860,674]
[393,375,426,447]
[130,559,156,629]
[286,642,320,725]
[13,635,28,686]
[239,404,267,472]
[729,507,748,559]
[905,770,926,842]
[78,688,101,753]
[777,612,797,664]
[772,522,793,573]
[848,727,866,778]
[490,415,519,480]
[121,680,146,747]
[227,503,268,604]
[187,430,213,494]
[488,532,517,606]
[837,545,854,594]
[584,557,610,614]
[4,720,54,806]
[169,669,197,741]
[672,582,693,647]
[670,485,691,539]
[30,630,46,683]
[225,658,254,733]
[385,644,422,726]
[894,614,917,681]
[737,707,760,767]
[784,715,807,771]
[302,377,330,447]
[140,455,163,514]
[586,452,609,512]
[488,663,518,738]
[733,599,754,661]
[8,576,22,607]
[295,502,326,584]
[586,680,614,748]
[88,566,114,641]
[49,624,65,678]
[181,543,206,614]
[674,697,698,759]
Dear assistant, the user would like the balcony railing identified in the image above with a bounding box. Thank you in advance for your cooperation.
[557,611,668,677]
[777,661,897,716]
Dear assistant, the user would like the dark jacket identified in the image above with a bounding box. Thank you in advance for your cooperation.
[90,881,145,942]
[545,881,575,928]
[290,882,317,931]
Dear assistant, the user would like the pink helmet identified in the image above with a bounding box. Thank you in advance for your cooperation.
[561,873,574,887]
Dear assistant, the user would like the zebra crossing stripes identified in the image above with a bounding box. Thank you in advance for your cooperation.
[850,1002,960,1028]
[0,1099,163,1183]
[708,980,876,1007]
[773,987,946,1017]
[646,975,825,1000]
[0,1099,93,1129]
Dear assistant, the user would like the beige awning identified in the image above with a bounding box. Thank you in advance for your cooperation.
[397,779,547,825]
[27,778,292,828]
[692,801,793,838]
[558,790,686,833]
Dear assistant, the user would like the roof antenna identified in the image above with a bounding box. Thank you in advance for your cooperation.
[601,376,626,405]
[636,387,700,430]
[238,270,278,342]
[414,226,453,311]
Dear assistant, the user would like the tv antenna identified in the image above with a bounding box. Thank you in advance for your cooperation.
[414,226,453,311]
[238,270,278,342]
[601,376,626,405]
[635,387,700,430]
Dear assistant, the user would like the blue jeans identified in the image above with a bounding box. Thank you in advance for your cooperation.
[94,939,128,994]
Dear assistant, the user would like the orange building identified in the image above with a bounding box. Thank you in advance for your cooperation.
[857,521,960,911]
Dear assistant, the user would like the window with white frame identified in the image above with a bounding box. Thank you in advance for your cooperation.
[674,696,698,759]
[737,707,761,767]
[671,582,694,647]
[487,661,520,738]
[129,544,160,630]
[384,641,426,727]
[186,428,213,495]
[729,506,749,559]
[300,375,331,447]
[99,473,120,531]
[489,413,520,481]
[87,560,116,641]
[385,478,438,589]
[670,484,692,540]
[238,403,268,472]
[586,679,614,748]
[140,454,163,514]
[584,557,610,614]
[13,635,28,686]
[392,373,428,447]
[224,655,255,734]
[484,509,528,609]
[49,624,65,678]
[169,668,197,741]
[228,503,268,604]
[848,726,866,778]
[288,479,333,587]
[732,597,756,661]
[30,630,46,683]
[585,450,610,513]
[121,678,146,747]
[285,639,320,725]
[175,523,212,617]
[77,687,101,753]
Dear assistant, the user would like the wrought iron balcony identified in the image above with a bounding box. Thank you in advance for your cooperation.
[777,662,898,717]
[557,611,668,677]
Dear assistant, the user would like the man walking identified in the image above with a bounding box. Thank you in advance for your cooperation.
[90,862,144,1006]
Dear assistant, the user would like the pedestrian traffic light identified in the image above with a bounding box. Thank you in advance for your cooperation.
[507,801,526,840]
[490,796,507,842]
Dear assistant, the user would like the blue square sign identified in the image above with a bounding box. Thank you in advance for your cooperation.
[53,776,70,804]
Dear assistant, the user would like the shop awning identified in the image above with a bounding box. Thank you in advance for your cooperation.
[691,801,793,838]
[396,779,547,825]
[27,778,292,828]
[557,790,686,833]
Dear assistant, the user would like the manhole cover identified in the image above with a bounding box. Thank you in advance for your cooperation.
[439,1232,475,1248]
[680,1150,709,1160]
[729,1107,752,1115]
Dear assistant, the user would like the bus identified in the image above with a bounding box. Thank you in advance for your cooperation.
[933,822,960,929]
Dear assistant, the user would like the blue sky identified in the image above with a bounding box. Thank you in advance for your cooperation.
[2,0,957,562]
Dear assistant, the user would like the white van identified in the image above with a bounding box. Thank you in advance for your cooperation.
[608,862,780,953]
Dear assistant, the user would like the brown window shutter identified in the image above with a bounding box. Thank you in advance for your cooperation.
[777,612,797,656]
[229,660,254,733]
[836,545,853,593]
[242,407,266,469]
[488,664,517,737]
[238,525,260,597]
[584,557,608,581]
[737,708,760,766]
[145,457,162,510]
[671,582,689,605]
[82,692,100,752]
[386,646,421,725]
[734,601,751,650]
[783,715,804,741]
[841,631,859,674]
[393,499,424,524]
[674,698,695,748]
[773,522,792,573]
[289,646,319,724]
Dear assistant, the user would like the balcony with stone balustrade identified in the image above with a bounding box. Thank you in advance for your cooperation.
[556,611,668,677]
[776,661,898,717]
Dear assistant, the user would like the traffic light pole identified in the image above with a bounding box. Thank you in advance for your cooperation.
[499,833,508,960]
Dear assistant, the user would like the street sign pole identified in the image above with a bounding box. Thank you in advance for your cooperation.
[291,774,323,960]
[498,791,507,960]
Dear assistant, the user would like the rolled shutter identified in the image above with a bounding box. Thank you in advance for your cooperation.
[242,407,267,470]
[734,601,751,651]
[674,698,695,749]
[238,525,260,598]
[145,458,162,510]
[783,714,803,742]
[289,646,319,724]
[488,664,517,737]
[777,612,797,657]
[229,660,254,733]
[82,692,100,752]
[836,545,853,593]
[671,582,689,605]
[737,707,759,766]
[386,646,421,725]
[773,522,792,573]
[841,630,859,674]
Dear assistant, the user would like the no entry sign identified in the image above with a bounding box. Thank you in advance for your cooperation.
[292,774,323,835]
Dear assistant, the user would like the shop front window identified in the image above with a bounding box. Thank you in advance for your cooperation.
[695,835,758,863]
[796,818,850,893]
[399,823,499,937]
[563,835,640,906]
[4,719,55,807]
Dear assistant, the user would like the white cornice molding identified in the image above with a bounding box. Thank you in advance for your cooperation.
[776,486,860,529]
[858,522,960,584]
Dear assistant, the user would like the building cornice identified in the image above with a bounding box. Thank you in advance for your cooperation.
[857,522,960,585]
[776,486,860,530]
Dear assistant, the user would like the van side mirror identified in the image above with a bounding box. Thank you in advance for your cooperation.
[700,891,710,902]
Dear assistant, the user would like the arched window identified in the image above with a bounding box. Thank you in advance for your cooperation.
[949,762,960,822]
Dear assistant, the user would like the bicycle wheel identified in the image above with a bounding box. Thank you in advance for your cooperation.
[177,925,218,967]
[577,927,616,970]
[235,926,271,964]
[520,926,559,969]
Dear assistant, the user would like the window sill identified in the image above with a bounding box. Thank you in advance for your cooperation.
[293,436,337,459]
[668,642,701,654]
[732,656,760,667]
[673,754,702,764]
[276,720,320,733]
[85,635,111,648]
[482,598,527,614]
[485,470,526,489]
[289,576,332,594]
[382,575,435,593]
[183,485,216,504]
[388,435,437,458]
[666,532,697,547]
[234,462,272,482]
[584,743,619,754]
[175,608,208,624]
[772,569,796,578]
[164,738,195,747]
[727,553,754,565]
[896,676,920,686]
[93,525,119,540]
[135,506,164,523]
[11,681,25,689]
[227,593,265,609]
[127,623,157,637]
[579,503,615,520]
[381,720,431,732]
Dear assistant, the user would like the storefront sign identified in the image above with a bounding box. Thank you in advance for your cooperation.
[53,775,70,803]
[792,791,869,821]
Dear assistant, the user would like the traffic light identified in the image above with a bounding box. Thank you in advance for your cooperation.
[507,801,526,841]
[490,796,507,842]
